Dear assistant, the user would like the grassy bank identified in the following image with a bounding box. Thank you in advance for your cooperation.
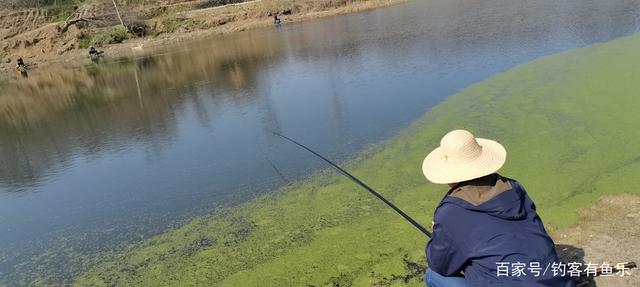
[20,34,640,286]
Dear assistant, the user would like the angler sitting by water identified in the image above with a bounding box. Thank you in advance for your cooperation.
[15,57,26,70]
[89,46,104,61]
[15,57,28,77]
[274,14,282,25]
[422,129,575,287]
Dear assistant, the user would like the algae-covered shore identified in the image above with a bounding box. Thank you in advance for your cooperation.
[14,33,640,286]
[63,34,640,286]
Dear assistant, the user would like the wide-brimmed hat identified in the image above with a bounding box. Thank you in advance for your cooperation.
[422,129,506,184]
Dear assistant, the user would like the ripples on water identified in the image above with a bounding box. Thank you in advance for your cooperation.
[1,0,639,284]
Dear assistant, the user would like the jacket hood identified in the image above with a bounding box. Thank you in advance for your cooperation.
[441,177,528,220]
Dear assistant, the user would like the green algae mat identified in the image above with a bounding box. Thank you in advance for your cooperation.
[51,34,640,286]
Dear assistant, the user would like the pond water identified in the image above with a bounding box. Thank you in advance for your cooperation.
[1,0,639,283]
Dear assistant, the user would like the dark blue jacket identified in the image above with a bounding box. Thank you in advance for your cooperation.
[426,175,575,287]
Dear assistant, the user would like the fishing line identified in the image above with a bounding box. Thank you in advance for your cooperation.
[268,130,432,238]
[265,154,289,184]
[258,144,290,185]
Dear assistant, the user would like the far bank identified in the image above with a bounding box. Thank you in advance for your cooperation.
[0,0,410,81]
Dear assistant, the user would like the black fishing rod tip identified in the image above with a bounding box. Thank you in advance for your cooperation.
[265,129,282,137]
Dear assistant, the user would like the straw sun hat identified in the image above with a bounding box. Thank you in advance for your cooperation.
[422,129,507,184]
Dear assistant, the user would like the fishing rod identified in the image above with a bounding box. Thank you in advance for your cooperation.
[269,130,432,238]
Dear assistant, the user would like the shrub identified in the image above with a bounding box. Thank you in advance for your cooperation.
[127,21,149,38]
[161,18,180,33]
[193,0,246,10]
[78,35,92,49]
[77,26,130,48]
[106,26,129,44]
[48,5,78,23]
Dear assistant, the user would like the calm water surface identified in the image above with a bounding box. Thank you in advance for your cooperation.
[1,0,639,282]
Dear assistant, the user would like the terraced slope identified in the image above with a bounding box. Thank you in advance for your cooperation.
[0,9,51,40]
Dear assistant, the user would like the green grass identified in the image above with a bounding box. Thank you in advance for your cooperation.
[78,26,129,48]
[150,18,206,36]
[162,18,181,33]
[47,4,78,23]
[34,34,640,286]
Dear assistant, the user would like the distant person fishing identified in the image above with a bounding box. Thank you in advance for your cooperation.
[15,57,28,78]
[89,46,104,62]
[274,14,282,26]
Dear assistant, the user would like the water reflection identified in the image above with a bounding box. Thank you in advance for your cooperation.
[0,34,284,192]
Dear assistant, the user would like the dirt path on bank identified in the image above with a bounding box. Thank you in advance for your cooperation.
[552,193,640,287]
